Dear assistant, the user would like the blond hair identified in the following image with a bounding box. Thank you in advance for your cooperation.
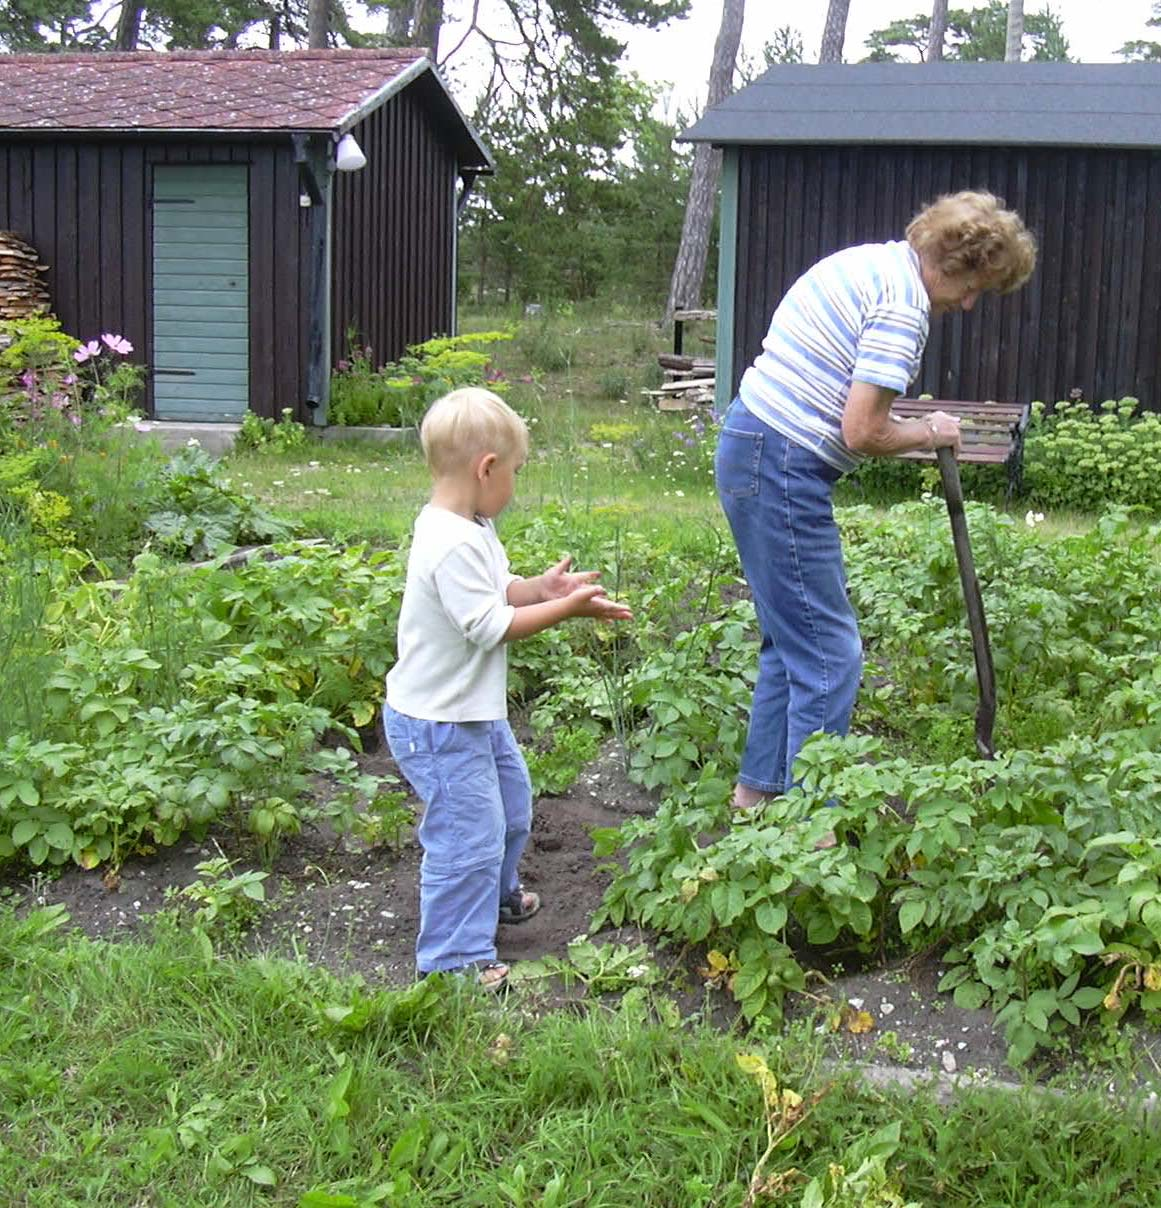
[419,387,529,476]
[906,191,1037,294]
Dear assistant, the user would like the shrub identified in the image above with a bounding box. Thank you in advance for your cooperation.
[234,408,308,453]
[328,330,513,426]
[513,320,575,374]
[1023,397,1161,514]
[1,318,151,562]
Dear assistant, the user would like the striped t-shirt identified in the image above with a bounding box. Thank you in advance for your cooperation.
[738,241,930,473]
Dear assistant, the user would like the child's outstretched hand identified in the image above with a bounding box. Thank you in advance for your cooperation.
[540,554,601,599]
[566,583,632,622]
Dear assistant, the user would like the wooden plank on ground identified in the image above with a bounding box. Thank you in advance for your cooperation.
[658,377,715,393]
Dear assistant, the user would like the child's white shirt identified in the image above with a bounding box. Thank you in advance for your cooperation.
[385,504,518,722]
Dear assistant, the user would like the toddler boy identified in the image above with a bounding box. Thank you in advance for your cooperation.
[384,387,631,990]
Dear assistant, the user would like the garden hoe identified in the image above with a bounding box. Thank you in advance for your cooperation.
[936,446,996,760]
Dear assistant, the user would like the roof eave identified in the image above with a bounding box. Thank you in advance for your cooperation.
[0,126,333,137]
[337,57,494,174]
[680,132,1161,151]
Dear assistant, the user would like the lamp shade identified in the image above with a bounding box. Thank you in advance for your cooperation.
[335,133,366,172]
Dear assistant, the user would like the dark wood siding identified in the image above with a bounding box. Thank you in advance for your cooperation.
[330,86,458,371]
[0,135,307,420]
[732,145,1161,410]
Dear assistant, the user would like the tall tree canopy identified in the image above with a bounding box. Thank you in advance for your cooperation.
[1,0,688,60]
[1118,2,1161,59]
[0,0,371,50]
[864,0,1069,62]
[460,58,684,305]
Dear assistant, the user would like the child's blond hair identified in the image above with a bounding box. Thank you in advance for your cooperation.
[419,387,530,476]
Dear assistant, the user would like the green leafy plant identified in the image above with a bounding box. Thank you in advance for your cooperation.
[512,936,660,994]
[166,855,268,938]
[524,726,599,796]
[235,408,309,453]
[1,319,150,558]
[144,444,295,559]
[1024,397,1161,514]
[328,330,514,427]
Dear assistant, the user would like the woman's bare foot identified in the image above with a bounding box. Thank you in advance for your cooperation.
[732,783,776,810]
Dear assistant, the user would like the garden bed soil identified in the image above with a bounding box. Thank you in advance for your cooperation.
[9,739,1156,1091]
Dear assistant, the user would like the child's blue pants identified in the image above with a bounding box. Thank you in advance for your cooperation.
[383,705,533,974]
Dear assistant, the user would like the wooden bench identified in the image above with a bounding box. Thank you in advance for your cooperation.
[893,397,1031,498]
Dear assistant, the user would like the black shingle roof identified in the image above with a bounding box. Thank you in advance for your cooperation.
[680,62,1161,149]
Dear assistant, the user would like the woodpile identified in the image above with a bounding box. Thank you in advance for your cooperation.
[0,232,51,320]
[649,351,716,411]
[645,308,717,411]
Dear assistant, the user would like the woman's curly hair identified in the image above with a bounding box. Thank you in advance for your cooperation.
[906,191,1036,294]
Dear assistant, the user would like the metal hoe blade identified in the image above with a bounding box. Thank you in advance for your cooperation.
[936,446,997,759]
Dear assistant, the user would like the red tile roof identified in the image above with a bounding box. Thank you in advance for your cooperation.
[0,48,430,133]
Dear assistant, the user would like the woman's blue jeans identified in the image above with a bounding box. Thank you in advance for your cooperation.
[383,705,532,974]
[714,399,862,794]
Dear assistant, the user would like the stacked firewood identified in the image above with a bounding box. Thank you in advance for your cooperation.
[0,232,51,320]
[650,352,716,411]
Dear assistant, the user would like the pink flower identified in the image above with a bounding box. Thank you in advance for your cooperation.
[74,340,101,363]
[101,333,133,355]
[63,374,77,386]
[69,413,82,426]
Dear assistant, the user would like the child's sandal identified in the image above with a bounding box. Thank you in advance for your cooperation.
[475,961,510,993]
[423,960,510,993]
[498,887,541,925]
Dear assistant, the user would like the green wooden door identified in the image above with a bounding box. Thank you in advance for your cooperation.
[151,165,249,421]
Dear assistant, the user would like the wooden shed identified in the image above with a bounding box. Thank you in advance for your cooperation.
[0,49,492,425]
[681,62,1161,414]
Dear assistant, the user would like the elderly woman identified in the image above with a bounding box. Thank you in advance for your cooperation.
[715,190,1036,814]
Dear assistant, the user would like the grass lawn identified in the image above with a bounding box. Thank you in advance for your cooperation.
[5,906,1160,1207]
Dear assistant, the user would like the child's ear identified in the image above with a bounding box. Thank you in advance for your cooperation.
[476,452,497,481]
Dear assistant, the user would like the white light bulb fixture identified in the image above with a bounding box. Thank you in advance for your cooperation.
[334,132,367,172]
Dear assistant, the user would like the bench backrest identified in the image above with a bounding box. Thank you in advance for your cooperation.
[894,398,1030,465]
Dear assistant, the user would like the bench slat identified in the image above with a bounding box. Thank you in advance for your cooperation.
[889,397,1031,496]
[900,447,1009,464]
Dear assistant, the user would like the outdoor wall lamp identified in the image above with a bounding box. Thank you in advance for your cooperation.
[334,132,367,172]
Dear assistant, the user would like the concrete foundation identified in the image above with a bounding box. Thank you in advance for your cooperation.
[130,421,241,457]
[128,421,417,457]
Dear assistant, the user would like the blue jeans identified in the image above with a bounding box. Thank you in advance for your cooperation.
[714,398,862,794]
[383,705,532,973]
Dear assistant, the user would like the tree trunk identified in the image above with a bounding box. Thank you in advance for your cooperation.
[386,2,411,43]
[308,0,329,49]
[1005,0,1024,61]
[665,0,745,323]
[819,0,850,63]
[927,0,949,61]
[413,0,445,59]
[268,12,281,49]
[114,2,143,50]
